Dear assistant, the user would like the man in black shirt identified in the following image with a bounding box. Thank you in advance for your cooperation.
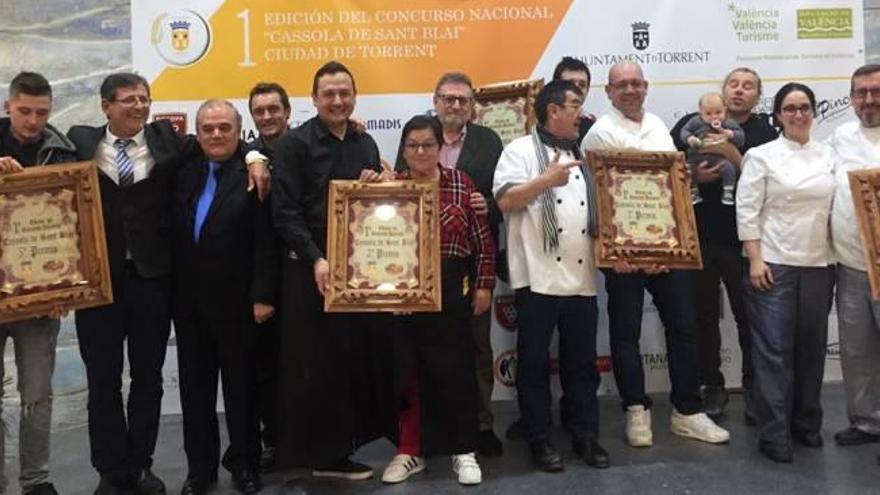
[271,61,391,480]
[0,71,76,495]
[670,67,778,422]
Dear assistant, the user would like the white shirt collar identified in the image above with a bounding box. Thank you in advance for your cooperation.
[105,126,146,147]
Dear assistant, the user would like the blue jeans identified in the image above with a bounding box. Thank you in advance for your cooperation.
[742,262,833,445]
[604,269,702,413]
[515,288,599,440]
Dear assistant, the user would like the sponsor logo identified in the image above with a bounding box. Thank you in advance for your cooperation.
[631,21,650,51]
[494,350,517,387]
[826,341,840,360]
[642,352,669,371]
[151,10,211,67]
[494,294,517,331]
[727,2,780,43]
[797,9,853,40]
[153,113,187,135]
[816,94,852,125]
[364,119,402,131]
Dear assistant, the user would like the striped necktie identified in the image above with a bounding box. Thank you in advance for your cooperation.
[113,139,135,187]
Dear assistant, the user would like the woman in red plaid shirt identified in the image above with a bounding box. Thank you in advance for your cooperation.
[379,115,494,486]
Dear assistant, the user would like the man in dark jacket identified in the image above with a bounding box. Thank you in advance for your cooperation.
[0,71,77,495]
[172,100,277,495]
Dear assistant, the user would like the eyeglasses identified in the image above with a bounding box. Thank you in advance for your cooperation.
[780,104,813,116]
[404,141,439,152]
[608,80,647,91]
[436,94,473,106]
[852,87,880,101]
[112,95,151,107]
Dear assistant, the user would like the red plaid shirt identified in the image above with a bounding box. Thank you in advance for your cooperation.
[399,166,495,289]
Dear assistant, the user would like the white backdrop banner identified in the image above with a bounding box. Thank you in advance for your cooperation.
[131,0,863,403]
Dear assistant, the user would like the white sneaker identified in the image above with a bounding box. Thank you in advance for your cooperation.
[670,409,730,444]
[381,454,425,484]
[625,405,653,447]
[451,452,482,485]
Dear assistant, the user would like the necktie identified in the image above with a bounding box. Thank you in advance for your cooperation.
[113,139,135,187]
[194,162,219,243]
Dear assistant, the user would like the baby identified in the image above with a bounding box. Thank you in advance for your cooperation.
[679,92,745,206]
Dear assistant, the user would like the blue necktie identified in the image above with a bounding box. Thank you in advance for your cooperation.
[194,162,219,243]
[113,139,135,186]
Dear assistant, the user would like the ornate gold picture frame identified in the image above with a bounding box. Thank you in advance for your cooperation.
[473,79,543,146]
[325,180,441,312]
[587,150,702,269]
[0,162,112,323]
[848,169,880,299]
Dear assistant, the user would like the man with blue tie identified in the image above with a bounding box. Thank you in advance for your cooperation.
[171,99,277,495]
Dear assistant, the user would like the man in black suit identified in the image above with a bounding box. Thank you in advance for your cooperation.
[172,100,276,495]
[67,73,269,495]
[394,71,504,456]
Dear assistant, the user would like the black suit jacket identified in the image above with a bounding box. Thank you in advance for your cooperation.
[395,120,503,255]
[67,121,194,284]
[171,150,277,324]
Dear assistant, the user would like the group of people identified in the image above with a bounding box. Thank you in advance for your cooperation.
[0,54,878,495]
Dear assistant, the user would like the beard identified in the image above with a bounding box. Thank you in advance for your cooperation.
[439,112,468,130]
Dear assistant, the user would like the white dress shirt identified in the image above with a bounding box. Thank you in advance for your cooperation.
[736,135,835,267]
[97,127,155,185]
[830,121,880,271]
[581,107,676,153]
[493,135,597,296]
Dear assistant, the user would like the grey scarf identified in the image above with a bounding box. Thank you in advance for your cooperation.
[531,126,598,252]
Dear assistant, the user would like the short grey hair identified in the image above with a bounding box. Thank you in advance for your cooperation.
[196,99,242,130]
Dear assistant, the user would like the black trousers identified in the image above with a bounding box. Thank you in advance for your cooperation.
[693,244,752,392]
[254,317,279,448]
[75,264,171,477]
[175,308,260,476]
[395,258,479,455]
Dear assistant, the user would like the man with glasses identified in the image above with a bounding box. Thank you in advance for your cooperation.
[829,63,880,448]
[493,80,608,472]
[669,68,777,422]
[272,61,392,481]
[583,62,729,449]
[0,71,77,495]
[394,72,505,457]
[67,73,269,495]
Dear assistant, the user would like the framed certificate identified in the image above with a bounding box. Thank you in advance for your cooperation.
[848,169,880,299]
[587,150,702,269]
[325,180,441,313]
[474,79,543,146]
[0,162,113,323]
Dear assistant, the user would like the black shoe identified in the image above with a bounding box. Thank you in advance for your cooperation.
[312,458,373,480]
[834,427,880,446]
[180,474,217,495]
[758,440,793,463]
[24,483,59,495]
[231,468,262,494]
[529,439,564,472]
[744,411,757,427]
[94,476,127,495]
[259,446,276,473]
[505,418,526,440]
[702,386,728,420]
[572,435,609,469]
[133,469,166,495]
[477,430,503,457]
[792,430,823,448]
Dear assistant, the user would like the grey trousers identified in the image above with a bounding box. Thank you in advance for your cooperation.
[743,263,833,446]
[0,317,60,491]
[836,265,880,435]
